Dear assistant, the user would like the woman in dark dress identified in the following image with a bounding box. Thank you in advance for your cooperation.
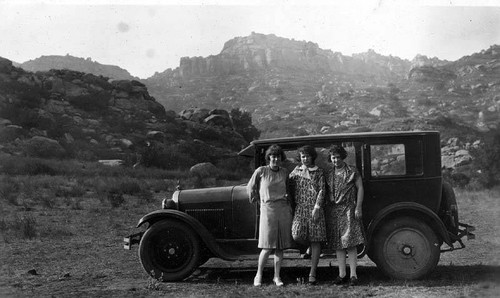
[247,144,293,287]
[289,145,327,285]
[325,145,365,286]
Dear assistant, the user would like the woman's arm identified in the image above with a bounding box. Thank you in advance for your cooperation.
[312,172,326,223]
[247,167,262,203]
[354,174,364,220]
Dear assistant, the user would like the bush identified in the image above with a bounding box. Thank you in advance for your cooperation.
[0,176,20,205]
[16,214,37,239]
[230,108,261,142]
[469,129,500,188]
[107,188,125,208]
[24,137,66,158]
[67,90,110,112]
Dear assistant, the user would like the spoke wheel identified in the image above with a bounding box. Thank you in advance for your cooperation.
[373,216,440,280]
[139,219,200,281]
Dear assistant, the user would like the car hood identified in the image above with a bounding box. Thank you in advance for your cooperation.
[174,185,247,210]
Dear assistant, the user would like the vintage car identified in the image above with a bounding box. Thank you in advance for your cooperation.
[124,131,475,281]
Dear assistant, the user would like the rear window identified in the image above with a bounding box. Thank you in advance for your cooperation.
[282,143,358,173]
[369,140,423,177]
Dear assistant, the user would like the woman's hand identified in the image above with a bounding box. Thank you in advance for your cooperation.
[312,207,320,223]
[354,206,362,220]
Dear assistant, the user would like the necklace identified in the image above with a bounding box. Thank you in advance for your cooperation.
[335,164,346,174]
[270,166,280,172]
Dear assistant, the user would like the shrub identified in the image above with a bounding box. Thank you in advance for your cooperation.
[120,179,142,195]
[24,137,66,159]
[15,214,37,239]
[67,90,110,112]
[107,187,125,208]
[230,108,261,142]
[55,184,86,198]
[137,189,154,203]
[0,176,20,205]
[468,128,500,188]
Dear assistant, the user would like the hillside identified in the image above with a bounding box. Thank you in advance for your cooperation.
[0,57,254,171]
[142,33,499,141]
[8,32,500,187]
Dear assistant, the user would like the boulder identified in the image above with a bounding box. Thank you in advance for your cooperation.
[147,130,165,141]
[179,108,210,122]
[190,162,218,179]
[204,114,233,128]
[98,159,124,167]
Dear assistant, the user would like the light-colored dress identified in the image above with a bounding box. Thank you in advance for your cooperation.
[247,166,293,249]
[325,164,365,250]
[289,165,327,244]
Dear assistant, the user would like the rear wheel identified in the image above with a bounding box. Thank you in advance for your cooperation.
[139,219,201,281]
[373,216,440,280]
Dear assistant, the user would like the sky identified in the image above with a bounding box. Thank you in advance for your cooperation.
[1,0,500,79]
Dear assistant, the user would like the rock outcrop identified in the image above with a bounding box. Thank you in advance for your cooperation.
[0,57,250,168]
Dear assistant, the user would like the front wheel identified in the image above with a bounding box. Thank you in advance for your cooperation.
[373,216,440,280]
[139,219,201,281]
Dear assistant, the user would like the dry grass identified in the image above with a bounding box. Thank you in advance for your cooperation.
[0,158,498,297]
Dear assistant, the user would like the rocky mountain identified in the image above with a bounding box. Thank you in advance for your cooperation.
[143,33,498,140]
[20,54,137,81]
[8,32,500,180]
[0,57,253,170]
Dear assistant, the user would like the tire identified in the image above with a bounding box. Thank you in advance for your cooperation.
[441,182,459,235]
[373,216,440,280]
[139,219,201,281]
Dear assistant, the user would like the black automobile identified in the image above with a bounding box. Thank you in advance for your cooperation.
[124,131,475,281]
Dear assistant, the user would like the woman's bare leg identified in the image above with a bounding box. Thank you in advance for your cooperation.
[255,249,271,283]
[336,249,347,277]
[274,249,283,279]
[309,242,321,279]
[347,247,358,277]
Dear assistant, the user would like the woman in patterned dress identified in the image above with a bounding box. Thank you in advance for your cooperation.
[325,145,365,286]
[289,145,327,285]
[247,144,293,287]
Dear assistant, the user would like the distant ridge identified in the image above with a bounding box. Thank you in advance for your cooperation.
[20,54,137,80]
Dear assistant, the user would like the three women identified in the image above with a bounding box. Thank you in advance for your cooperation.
[248,144,365,286]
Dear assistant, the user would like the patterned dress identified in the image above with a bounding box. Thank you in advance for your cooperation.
[247,166,293,249]
[289,165,327,244]
[325,164,365,250]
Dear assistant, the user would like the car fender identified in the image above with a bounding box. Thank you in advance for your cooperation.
[137,209,239,261]
[366,202,451,247]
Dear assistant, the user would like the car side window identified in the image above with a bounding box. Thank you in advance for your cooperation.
[370,141,423,177]
[370,144,406,176]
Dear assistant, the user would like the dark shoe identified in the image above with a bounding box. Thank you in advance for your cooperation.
[333,275,349,285]
[307,275,317,285]
[349,276,358,286]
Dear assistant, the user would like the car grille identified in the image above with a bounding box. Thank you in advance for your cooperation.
[185,209,226,237]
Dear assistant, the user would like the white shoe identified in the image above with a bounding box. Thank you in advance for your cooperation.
[273,277,284,287]
[254,275,262,287]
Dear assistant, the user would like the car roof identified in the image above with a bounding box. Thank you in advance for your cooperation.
[238,130,439,157]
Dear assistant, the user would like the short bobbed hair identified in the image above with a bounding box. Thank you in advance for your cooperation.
[328,144,348,161]
[265,144,286,162]
[297,145,317,164]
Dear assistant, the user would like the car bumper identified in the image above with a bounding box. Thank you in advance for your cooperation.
[123,231,144,250]
[441,222,475,252]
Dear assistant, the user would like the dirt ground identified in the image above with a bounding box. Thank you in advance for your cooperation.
[1,190,499,297]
